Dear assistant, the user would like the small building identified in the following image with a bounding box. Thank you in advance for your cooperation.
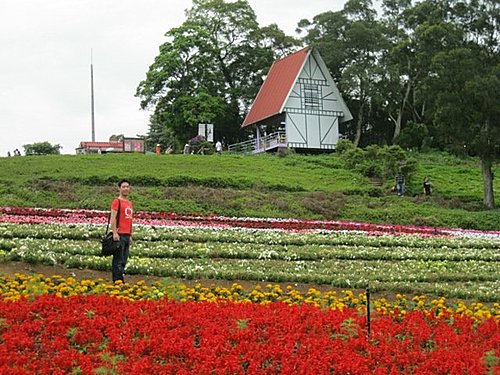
[76,141,123,154]
[76,137,145,154]
[233,47,352,153]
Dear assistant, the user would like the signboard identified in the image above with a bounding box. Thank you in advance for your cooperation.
[198,123,214,142]
[198,124,205,138]
[123,138,145,153]
[206,123,213,142]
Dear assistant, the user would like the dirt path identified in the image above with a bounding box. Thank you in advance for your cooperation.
[0,261,161,285]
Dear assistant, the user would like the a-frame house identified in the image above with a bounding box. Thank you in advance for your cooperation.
[233,47,352,153]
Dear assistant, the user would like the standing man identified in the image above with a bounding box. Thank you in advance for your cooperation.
[423,176,432,195]
[395,172,405,196]
[110,179,133,283]
[215,140,222,154]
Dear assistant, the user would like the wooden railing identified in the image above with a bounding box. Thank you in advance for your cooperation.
[228,131,286,154]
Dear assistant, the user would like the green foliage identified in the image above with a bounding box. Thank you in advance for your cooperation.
[298,0,498,205]
[335,139,356,154]
[339,143,418,182]
[192,140,215,155]
[23,142,62,156]
[394,122,429,150]
[379,145,418,181]
[136,0,300,147]
[298,1,390,146]
[131,0,498,204]
[147,114,183,153]
[340,147,365,170]
[356,145,384,178]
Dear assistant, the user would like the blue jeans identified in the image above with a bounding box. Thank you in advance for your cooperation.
[396,182,404,196]
[112,234,130,282]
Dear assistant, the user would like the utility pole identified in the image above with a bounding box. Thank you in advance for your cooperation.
[366,286,371,337]
[90,49,95,142]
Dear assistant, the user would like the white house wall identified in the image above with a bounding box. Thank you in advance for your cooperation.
[286,113,339,149]
[283,50,346,149]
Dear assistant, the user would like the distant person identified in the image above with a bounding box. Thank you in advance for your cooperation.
[7,151,11,157]
[155,144,161,155]
[165,145,173,154]
[110,179,133,283]
[14,149,20,156]
[215,140,222,154]
[423,176,432,196]
[395,172,405,196]
[183,143,190,155]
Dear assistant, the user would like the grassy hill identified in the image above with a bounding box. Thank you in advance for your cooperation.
[0,151,498,230]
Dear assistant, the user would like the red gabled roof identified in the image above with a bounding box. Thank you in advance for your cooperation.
[79,141,123,149]
[242,47,310,127]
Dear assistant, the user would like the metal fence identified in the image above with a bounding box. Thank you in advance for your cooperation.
[228,131,286,154]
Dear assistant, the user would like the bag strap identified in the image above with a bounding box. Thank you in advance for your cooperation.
[105,199,121,234]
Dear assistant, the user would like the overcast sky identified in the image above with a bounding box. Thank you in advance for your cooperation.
[0,0,348,156]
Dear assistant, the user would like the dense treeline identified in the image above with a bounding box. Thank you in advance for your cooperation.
[136,0,499,207]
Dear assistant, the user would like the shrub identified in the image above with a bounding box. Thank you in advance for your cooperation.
[335,139,356,154]
[377,145,407,179]
[340,147,365,170]
[339,144,418,183]
[358,160,383,178]
[191,140,215,155]
[394,121,429,150]
[23,141,62,155]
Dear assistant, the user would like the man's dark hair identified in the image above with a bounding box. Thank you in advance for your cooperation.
[118,179,130,187]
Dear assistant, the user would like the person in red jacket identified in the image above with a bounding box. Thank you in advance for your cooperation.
[110,179,133,282]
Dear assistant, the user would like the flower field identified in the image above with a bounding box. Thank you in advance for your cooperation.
[0,206,499,373]
[0,274,499,374]
[0,206,499,301]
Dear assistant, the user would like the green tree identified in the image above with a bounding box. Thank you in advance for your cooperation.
[146,112,181,152]
[136,0,299,147]
[23,142,62,155]
[393,121,429,150]
[424,0,499,208]
[109,134,124,141]
[298,0,388,147]
[338,140,417,181]
[379,0,421,143]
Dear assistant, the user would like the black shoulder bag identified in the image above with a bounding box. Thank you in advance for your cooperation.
[101,200,121,256]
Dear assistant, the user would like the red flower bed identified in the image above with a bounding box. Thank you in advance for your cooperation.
[0,295,498,374]
[3,206,500,238]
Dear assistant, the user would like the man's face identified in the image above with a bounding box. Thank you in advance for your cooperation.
[119,182,130,197]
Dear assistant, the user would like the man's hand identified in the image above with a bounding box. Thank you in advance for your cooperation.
[113,232,120,241]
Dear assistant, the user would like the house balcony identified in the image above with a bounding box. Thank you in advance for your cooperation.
[228,131,286,154]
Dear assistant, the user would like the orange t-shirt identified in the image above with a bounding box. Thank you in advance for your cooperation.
[111,198,133,234]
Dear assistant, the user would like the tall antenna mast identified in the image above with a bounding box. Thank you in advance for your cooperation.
[90,49,95,142]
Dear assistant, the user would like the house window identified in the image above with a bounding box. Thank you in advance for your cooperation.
[303,83,320,110]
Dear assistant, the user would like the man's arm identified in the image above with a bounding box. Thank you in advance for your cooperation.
[110,208,119,241]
